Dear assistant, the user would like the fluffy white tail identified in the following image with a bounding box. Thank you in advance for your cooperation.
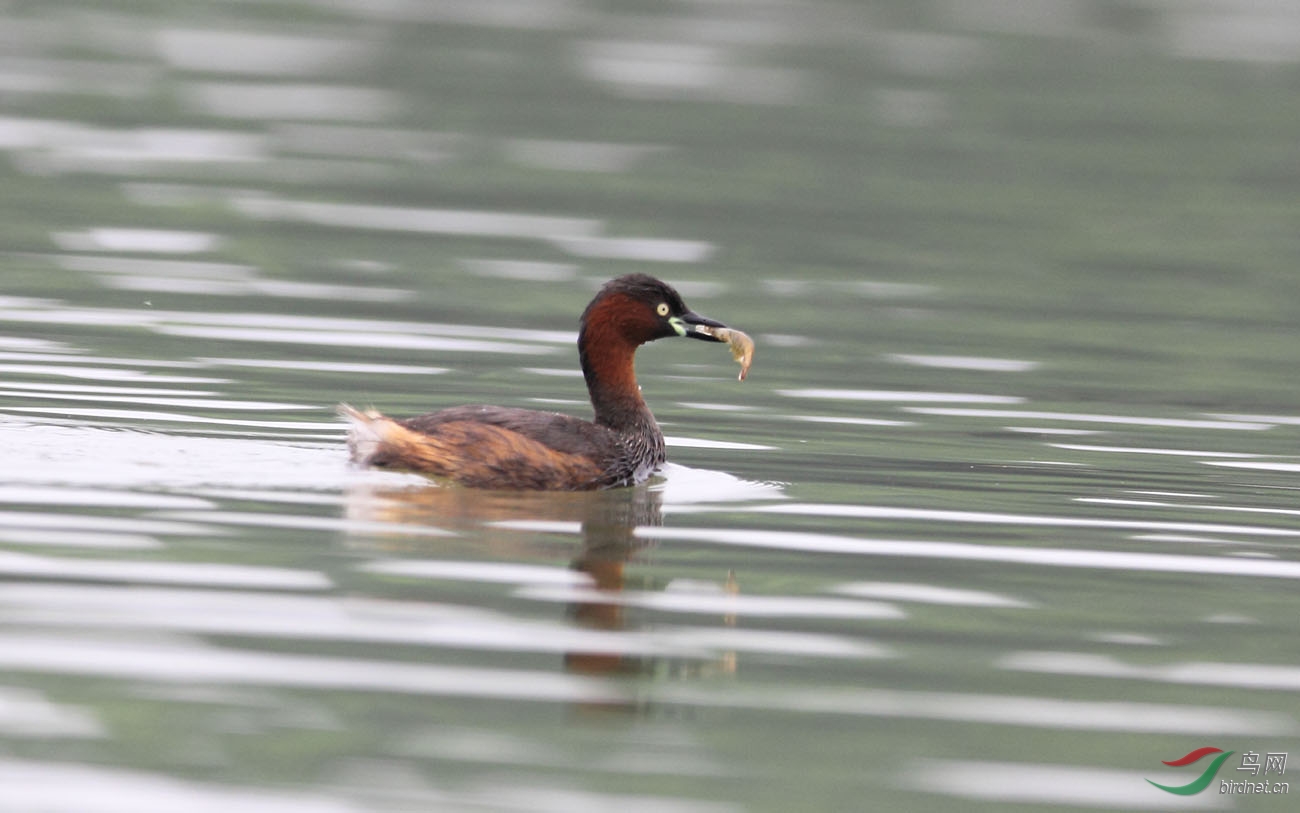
[337,403,389,465]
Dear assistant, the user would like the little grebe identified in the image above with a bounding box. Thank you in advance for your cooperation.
[340,274,751,490]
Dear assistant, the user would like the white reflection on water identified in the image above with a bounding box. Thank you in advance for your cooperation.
[3,119,267,172]
[185,82,398,121]
[1204,613,1257,625]
[521,366,584,378]
[198,358,448,375]
[886,353,1039,372]
[660,627,884,659]
[1205,460,1300,473]
[1080,497,1300,520]
[0,584,673,659]
[0,633,624,703]
[655,463,785,502]
[637,526,1300,579]
[0,529,160,550]
[0,758,363,813]
[548,234,714,263]
[460,258,579,281]
[0,583,876,661]
[232,194,601,239]
[155,324,555,354]
[399,723,728,776]
[487,520,581,535]
[1165,8,1300,64]
[762,279,936,299]
[0,57,155,99]
[1,294,574,347]
[0,508,210,536]
[751,503,1300,538]
[0,486,210,510]
[0,688,103,738]
[1052,442,1264,458]
[780,388,1024,403]
[906,406,1274,430]
[1211,412,1300,425]
[0,350,212,370]
[1002,651,1300,691]
[0,390,311,411]
[675,401,758,412]
[2,406,330,431]
[363,559,591,586]
[832,581,1031,608]
[304,0,581,28]
[170,311,577,344]
[469,786,740,813]
[1088,632,1164,647]
[663,435,774,451]
[1130,534,1236,546]
[1004,426,1101,435]
[0,423,350,489]
[516,584,904,620]
[576,39,807,105]
[787,415,914,427]
[658,684,1293,736]
[97,274,410,302]
[904,760,1220,810]
[51,228,222,254]
[0,364,222,384]
[0,381,215,396]
[158,511,454,539]
[0,552,329,589]
[156,29,372,76]
[0,336,68,351]
[7,736,737,810]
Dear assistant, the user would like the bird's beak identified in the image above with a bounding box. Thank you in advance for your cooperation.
[669,310,729,341]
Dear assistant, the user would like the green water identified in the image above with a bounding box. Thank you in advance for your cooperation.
[1,2,1298,811]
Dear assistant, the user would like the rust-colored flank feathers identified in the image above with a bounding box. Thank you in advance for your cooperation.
[340,274,752,491]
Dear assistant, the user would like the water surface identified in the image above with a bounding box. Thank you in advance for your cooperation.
[2,2,1299,811]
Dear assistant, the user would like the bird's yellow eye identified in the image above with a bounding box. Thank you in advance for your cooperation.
[656,302,670,317]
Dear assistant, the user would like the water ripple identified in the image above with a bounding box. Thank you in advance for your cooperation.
[657,685,1293,735]
[886,354,1039,372]
[0,486,210,509]
[751,503,1300,538]
[637,526,1300,578]
[904,760,1221,809]
[0,634,623,704]
[0,688,104,738]
[832,581,1032,608]
[0,552,330,590]
[515,584,904,620]
[1052,442,1265,458]
[0,390,311,411]
[231,194,600,239]
[0,758,363,813]
[0,584,879,661]
[780,389,1024,403]
[154,325,555,354]
[1001,651,1300,691]
[906,407,1274,430]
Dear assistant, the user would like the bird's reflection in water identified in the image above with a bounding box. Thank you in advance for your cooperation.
[562,488,650,681]
[345,480,738,713]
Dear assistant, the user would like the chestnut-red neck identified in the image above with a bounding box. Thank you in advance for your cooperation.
[579,325,652,431]
[579,297,660,434]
